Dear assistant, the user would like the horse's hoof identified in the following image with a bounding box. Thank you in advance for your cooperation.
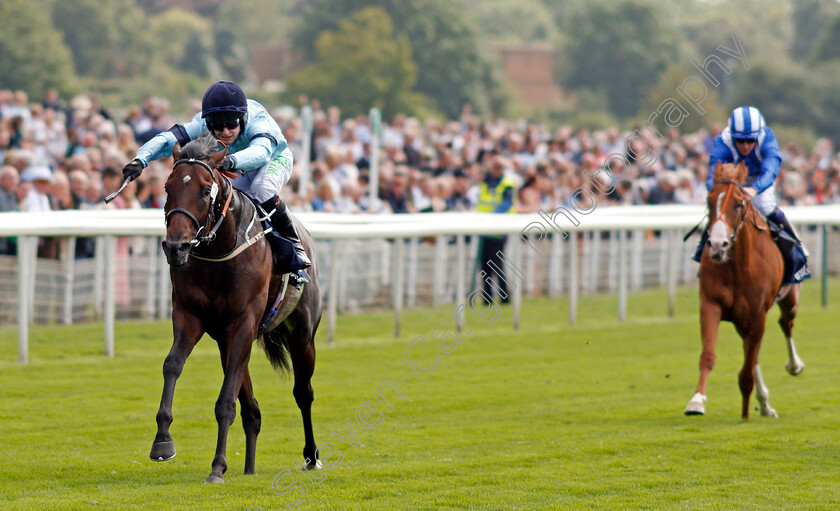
[150,441,176,461]
[304,459,323,470]
[761,406,779,418]
[684,393,706,416]
[205,474,225,484]
[786,359,805,376]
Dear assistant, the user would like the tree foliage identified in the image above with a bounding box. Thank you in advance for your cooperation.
[0,0,80,98]
[638,65,727,134]
[460,0,557,44]
[293,0,506,118]
[216,0,298,48]
[148,7,215,77]
[562,0,683,119]
[284,7,427,118]
[811,13,840,64]
[51,0,153,78]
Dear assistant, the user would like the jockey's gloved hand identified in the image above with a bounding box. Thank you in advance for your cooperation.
[122,159,144,182]
[745,187,758,199]
[218,155,236,173]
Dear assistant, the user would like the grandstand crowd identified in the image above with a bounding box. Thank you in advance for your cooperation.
[1,88,838,236]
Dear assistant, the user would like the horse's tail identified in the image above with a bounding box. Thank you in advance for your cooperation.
[259,330,291,374]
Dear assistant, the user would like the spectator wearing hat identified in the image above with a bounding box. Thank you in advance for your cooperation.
[20,165,52,212]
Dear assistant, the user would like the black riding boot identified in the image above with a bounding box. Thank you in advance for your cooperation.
[261,196,312,268]
[692,230,708,263]
[769,208,809,257]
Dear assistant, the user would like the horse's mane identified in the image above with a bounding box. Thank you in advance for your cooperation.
[716,162,747,184]
[180,134,220,161]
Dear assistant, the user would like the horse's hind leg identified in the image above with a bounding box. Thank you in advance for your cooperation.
[288,330,320,469]
[151,310,202,461]
[778,283,804,375]
[736,318,766,419]
[238,368,261,475]
[685,302,721,415]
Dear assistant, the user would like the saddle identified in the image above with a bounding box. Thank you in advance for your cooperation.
[247,196,310,286]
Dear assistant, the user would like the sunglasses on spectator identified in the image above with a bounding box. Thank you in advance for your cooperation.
[207,117,241,132]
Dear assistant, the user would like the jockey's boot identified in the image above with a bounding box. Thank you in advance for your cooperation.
[692,229,708,263]
[769,208,809,258]
[261,195,312,268]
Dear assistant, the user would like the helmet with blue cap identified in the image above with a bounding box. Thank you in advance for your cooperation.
[728,106,765,140]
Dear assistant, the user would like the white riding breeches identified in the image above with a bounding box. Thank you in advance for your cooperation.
[745,175,777,217]
[229,147,294,203]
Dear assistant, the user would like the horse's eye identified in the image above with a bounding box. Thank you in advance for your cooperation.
[203,187,212,197]
[735,200,744,209]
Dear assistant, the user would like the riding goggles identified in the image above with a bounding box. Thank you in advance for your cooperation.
[207,115,241,132]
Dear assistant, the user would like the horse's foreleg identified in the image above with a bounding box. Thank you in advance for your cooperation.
[778,283,804,376]
[685,302,721,415]
[207,325,255,484]
[753,364,778,418]
[737,319,766,419]
[288,328,320,470]
[238,369,261,475]
[151,310,202,461]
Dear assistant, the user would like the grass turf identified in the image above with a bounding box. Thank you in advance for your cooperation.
[1,282,840,510]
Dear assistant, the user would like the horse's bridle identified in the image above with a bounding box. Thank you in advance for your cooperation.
[708,179,749,247]
[165,158,233,247]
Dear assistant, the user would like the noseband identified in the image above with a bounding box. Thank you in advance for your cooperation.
[709,179,749,247]
[165,158,233,247]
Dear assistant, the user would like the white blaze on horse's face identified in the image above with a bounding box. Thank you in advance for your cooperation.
[183,175,191,184]
[708,192,732,262]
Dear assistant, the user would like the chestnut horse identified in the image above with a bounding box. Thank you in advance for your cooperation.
[153,135,322,483]
[685,162,804,418]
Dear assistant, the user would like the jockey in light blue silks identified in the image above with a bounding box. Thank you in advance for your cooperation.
[122,80,310,267]
[693,105,809,272]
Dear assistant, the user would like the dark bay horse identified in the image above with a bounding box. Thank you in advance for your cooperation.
[153,135,322,483]
[685,162,804,419]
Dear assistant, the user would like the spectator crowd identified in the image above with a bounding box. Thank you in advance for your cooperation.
[2,87,840,257]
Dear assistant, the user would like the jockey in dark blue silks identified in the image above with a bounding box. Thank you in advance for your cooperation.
[693,106,809,282]
[122,80,310,268]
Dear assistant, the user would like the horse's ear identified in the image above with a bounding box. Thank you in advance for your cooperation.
[714,161,722,175]
[210,146,228,169]
[736,161,748,183]
[172,143,181,162]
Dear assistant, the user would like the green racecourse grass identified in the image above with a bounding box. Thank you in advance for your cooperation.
[2,282,840,510]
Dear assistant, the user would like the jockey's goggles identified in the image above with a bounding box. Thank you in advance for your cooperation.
[207,115,241,132]
[734,138,757,145]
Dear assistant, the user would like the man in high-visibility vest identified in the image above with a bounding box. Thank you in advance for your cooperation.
[475,155,517,304]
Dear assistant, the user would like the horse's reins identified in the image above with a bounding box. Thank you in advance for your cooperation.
[165,158,234,247]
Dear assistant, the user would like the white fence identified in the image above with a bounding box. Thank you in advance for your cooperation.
[2,205,839,363]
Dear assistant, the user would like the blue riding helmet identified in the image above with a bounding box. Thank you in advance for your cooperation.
[201,80,247,118]
[728,106,765,140]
